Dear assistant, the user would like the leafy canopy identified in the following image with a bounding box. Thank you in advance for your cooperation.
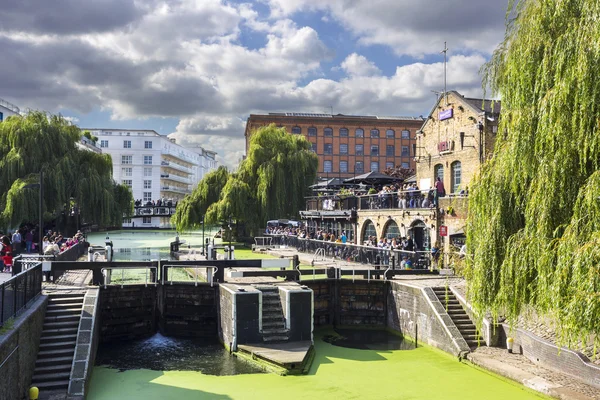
[174,124,318,234]
[0,112,133,229]
[467,0,600,348]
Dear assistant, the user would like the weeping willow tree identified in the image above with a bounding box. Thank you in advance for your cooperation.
[467,0,600,348]
[0,112,133,230]
[171,166,230,230]
[173,124,318,235]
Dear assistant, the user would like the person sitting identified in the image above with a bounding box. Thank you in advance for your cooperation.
[44,239,60,256]
[2,251,12,273]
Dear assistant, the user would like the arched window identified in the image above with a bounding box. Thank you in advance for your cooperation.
[451,161,462,193]
[355,128,364,137]
[324,127,333,136]
[434,164,444,183]
[370,129,380,138]
[307,127,317,136]
[340,128,349,137]
[384,221,400,239]
[386,129,395,138]
[362,220,377,243]
[292,126,302,134]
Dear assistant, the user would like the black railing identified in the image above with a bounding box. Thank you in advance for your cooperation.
[267,235,432,269]
[0,262,43,327]
[306,190,451,211]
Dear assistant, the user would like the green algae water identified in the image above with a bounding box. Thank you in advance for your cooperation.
[88,331,547,400]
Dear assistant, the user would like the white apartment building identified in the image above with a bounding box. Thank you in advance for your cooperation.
[0,97,20,121]
[85,128,217,228]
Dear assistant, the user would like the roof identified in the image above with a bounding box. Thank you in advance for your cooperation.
[253,113,423,121]
[463,97,501,115]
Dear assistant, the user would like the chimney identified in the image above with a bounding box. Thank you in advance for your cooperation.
[169,138,176,144]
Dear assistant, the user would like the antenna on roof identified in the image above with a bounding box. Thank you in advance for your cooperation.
[441,42,449,106]
[330,105,333,115]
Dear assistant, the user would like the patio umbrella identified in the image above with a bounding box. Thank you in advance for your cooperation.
[309,177,346,190]
[344,171,402,185]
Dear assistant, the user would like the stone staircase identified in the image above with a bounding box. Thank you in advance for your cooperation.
[432,287,483,348]
[256,286,289,343]
[31,292,85,398]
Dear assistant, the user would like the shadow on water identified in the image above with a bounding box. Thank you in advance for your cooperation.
[308,328,414,375]
[96,333,264,376]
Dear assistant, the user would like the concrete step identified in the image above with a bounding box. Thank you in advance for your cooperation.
[45,314,80,323]
[47,301,84,309]
[34,364,72,375]
[42,327,78,337]
[261,293,279,299]
[262,321,285,329]
[262,312,283,319]
[43,321,79,330]
[31,371,71,383]
[35,356,73,367]
[444,304,464,311]
[263,335,289,343]
[262,328,288,335]
[463,334,483,341]
[46,307,82,315]
[262,298,281,304]
[466,340,481,348]
[39,341,77,351]
[29,380,69,391]
[40,334,77,344]
[458,328,478,335]
[262,315,283,322]
[49,294,85,301]
[255,286,278,292]
[37,348,75,359]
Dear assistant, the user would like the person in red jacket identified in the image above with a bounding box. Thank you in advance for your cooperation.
[2,251,12,274]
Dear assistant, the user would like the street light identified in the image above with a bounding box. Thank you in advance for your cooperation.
[201,216,205,258]
[23,171,44,255]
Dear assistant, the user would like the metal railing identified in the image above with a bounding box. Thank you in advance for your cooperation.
[267,235,432,269]
[305,190,451,211]
[0,263,43,327]
[102,267,158,288]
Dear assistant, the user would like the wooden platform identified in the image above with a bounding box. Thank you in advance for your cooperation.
[237,341,313,374]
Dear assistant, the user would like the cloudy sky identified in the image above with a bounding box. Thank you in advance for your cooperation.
[0,0,508,168]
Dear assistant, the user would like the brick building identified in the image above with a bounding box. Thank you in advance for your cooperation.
[244,113,423,179]
[415,91,500,194]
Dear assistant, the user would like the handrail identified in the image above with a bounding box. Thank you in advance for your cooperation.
[101,266,158,289]
[0,262,43,327]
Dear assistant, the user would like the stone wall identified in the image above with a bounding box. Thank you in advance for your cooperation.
[0,295,47,400]
[217,285,262,350]
[280,286,313,342]
[158,284,218,337]
[307,280,333,327]
[387,281,469,356]
[99,285,156,342]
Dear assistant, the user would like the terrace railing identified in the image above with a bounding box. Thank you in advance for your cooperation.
[0,262,43,327]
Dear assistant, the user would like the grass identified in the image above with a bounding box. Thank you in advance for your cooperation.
[0,318,14,335]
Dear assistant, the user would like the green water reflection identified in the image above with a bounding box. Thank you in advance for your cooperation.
[88,330,547,400]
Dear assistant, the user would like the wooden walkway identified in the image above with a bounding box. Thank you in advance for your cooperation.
[237,341,312,370]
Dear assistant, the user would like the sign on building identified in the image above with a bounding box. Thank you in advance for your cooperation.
[439,225,448,237]
[439,109,453,121]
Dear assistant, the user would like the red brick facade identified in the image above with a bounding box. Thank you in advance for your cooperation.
[245,113,422,179]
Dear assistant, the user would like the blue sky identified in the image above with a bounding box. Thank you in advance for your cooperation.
[0,0,508,167]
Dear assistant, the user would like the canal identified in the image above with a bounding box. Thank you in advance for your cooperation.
[86,230,547,399]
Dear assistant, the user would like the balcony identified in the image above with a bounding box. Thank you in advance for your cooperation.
[132,206,177,217]
[304,191,442,213]
[161,185,191,195]
[160,173,191,184]
[161,160,192,174]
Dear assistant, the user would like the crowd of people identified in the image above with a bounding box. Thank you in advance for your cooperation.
[42,230,85,256]
[134,198,178,207]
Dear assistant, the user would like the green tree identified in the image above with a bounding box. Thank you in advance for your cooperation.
[174,124,318,235]
[467,0,600,347]
[0,112,133,229]
[171,166,230,230]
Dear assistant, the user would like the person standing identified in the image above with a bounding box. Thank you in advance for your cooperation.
[435,177,446,206]
[11,230,22,254]
[341,231,347,244]
[25,230,33,253]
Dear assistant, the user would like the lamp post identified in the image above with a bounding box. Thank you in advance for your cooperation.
[228,216,233,260]
[201,216,205,257]
[23,171,44,255]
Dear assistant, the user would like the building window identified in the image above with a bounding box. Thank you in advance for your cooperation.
[145,141,153,149]
[362,220,376,243]
[123,218,132,224]
[370,129,379,138]
[340,144,348,155]
[122,155,132,164]
[401,146,409,157]
[386,162,394,170]
[100,140,109,148]
[401,162,410,169]
[451,161,462,193]
[144,180,152,189]
[311,143,317,152]
[292,126,302,134]
[323,160,333,173]
[307,127,317,136]
[340,128,349,137]
[386,129,395,138]
[355,144,364,155]
[371,145,379,156]
[435,164,444,183]
[122,167,132,177]
[402,129,410,139]
[143,192,152,202]
[324,143,333,155]
[122,180,132,188]
[123,140,131,148]
[340,161,348,173]
[143,216,152,224]
[355,161,364,174]
[355,128,364,138]
[144,167,152,177]
[324,127,333,137]
[386,145,395,157]
[370,161,379,172]
[144,155,153,165]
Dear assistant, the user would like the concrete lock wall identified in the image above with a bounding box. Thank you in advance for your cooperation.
[217,285,261,350]
[158,284,218,338]
[99,285,157,342]
[0,295,47,400]
[280,287,313,342]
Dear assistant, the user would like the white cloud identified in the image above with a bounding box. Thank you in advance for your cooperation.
[339,53,381,77]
